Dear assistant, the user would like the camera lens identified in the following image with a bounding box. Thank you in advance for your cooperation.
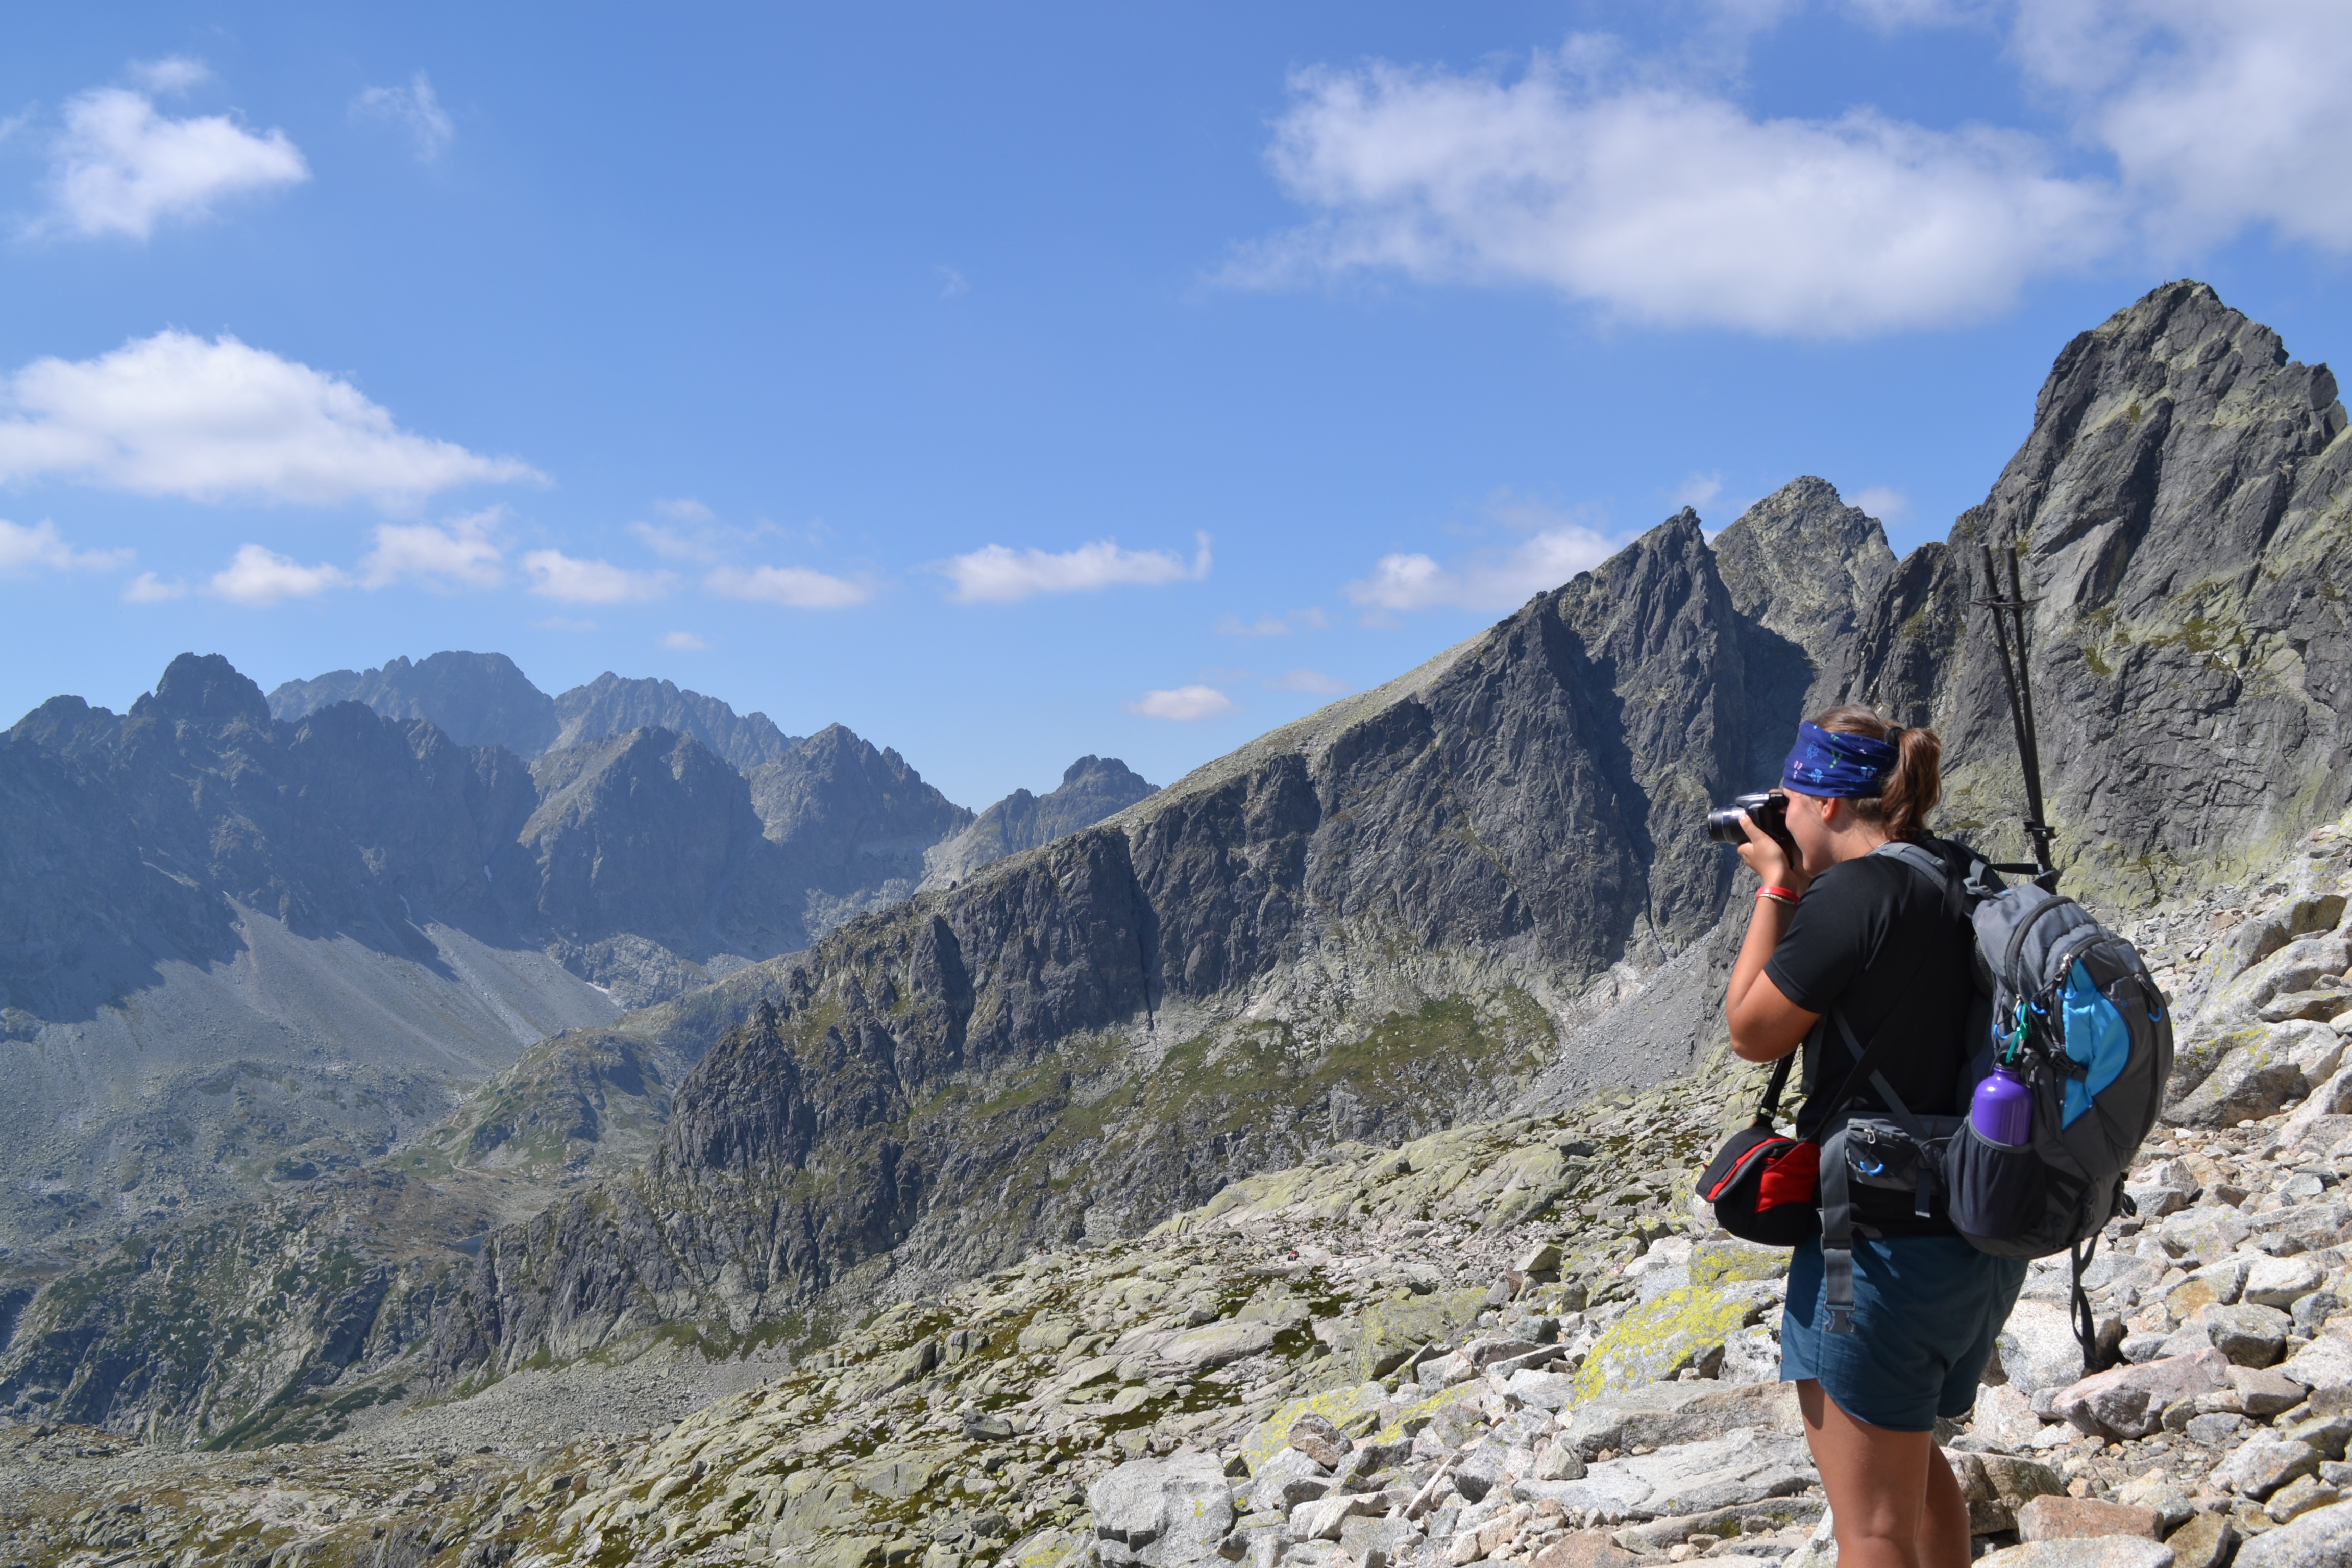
[1704,805,1749,844]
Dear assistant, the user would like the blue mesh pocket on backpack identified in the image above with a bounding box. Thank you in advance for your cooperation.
[2060,959,2131,1128]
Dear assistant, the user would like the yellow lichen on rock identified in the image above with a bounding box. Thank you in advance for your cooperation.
[1367,1379,1486,1449]
[1237,1381,1389,1476]
[1571,1284,1776,1404]
[1688,1239,1791,1289]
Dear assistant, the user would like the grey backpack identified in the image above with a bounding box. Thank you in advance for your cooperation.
[1940,873,2174,1259]
[1816,841,2172,1363]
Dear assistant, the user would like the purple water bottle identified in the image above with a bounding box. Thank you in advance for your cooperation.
[1971,1065,2032,1146]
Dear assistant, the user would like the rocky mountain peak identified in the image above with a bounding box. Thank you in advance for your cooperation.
[520,726,794,965]
[6,694,118,757]
[134,653,271,729]
[549,672,797,770]
[268,654,801,768]
[1712,477,1895,668]
[268,650,558,755]
[745,723,970,849]
[920,754,1158,890]
[1835,278,2352,898]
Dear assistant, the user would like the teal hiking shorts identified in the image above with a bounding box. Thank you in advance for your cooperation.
[1780,1232,2027,1432]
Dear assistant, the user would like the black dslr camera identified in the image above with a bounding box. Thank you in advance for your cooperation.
[1706,790,1799,863]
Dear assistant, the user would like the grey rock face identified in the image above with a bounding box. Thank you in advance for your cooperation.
[1832,280,2352,901]
[744,724,975,939]
[1087,1450,1233,1566]
[921,755,1158,890]
[412,499,1866,1382]
[0,658,820,1251]
[268,651,560,756]
[548,671,798,770]
[518,728,803,998]
[1711,475,1897,782]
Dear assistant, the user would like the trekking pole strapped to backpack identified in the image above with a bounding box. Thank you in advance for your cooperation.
[1868,543,2173,1370]
[1975,542,2061,889]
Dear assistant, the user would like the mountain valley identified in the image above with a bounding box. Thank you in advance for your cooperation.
[4,279,2352,1568]
[0,653,1150,1269]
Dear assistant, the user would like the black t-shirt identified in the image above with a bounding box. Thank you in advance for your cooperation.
[1763,845,1976,1234]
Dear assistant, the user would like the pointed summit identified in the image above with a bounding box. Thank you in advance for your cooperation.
[1840,278,2352,898]
[135,653,270,728]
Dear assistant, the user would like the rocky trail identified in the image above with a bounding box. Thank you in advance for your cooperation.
[15,816,2352,1567]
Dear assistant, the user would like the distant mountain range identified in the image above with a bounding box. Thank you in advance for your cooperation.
[921,755,1157,890]
[0,652,1151,1254]
[267,653,801,769]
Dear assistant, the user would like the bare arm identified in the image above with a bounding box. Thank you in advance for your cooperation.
[1728,901,1822,1061]
[1725,814,1824,1062]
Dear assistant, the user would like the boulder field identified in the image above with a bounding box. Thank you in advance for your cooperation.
[15,818,2352,1567]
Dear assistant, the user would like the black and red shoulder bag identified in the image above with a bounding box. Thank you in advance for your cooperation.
[1697,1050,1822,1246]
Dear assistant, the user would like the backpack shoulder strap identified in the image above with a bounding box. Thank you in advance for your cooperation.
[1874,840,1947,882]
[1874,838,1979,925]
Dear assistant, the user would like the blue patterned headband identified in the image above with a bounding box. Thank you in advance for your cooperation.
[1780,721,1897,798]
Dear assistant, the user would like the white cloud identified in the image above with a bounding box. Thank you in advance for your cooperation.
[1241,6,2352,337]
[660,631,709,652]
[522,549,671,604]
[1271,669,1350,695]
[2015,1,2352,253]
[1840,0,1990,27]
[0,330,543,506]
[1216,607,1330,637]
[360,508,505,590]
[42,80,308,240]
[531,616,599,632]
[1671,472,1724,510]
[1851,485,1912,525]
[941,533,1212,604]
[704,562,869,609]
[352,72,455,163]
[0,518,132,573]
[1238,49,2115,336]
[937,265,969,298]
[209,543,349,606]
[654,497,714,522]
[129,57,211,95]
[1345,520,1620,614]
[1218,613,1290,636]
[630,520,717,562]
[122,571,186,603]
[1129,685,1237,721]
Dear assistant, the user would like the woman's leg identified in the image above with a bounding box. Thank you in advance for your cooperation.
[1796,1379,1971,1568]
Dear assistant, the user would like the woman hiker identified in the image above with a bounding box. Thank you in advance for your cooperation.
[1726,706,2026,1568]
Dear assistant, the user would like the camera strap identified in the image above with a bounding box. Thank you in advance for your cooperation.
[1750,1050,1794,1127]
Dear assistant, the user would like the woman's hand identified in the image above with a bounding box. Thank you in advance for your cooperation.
[1735,808,1808,893]
[1726,802,1821,1062]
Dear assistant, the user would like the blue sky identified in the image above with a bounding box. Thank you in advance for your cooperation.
[1,2,2346,808]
